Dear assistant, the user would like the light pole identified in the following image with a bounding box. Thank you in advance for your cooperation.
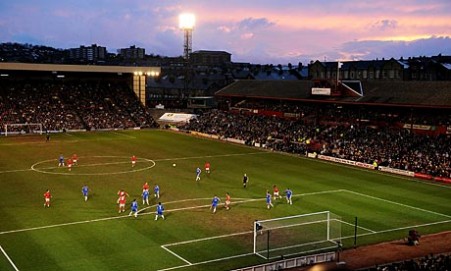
[179,13,195,100]
[179,13,195,60]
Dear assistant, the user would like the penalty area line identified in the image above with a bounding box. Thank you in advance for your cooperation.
[156,252,255,271]
[0,245,20,271]
[161,246,192,265]
[0,189,343,236]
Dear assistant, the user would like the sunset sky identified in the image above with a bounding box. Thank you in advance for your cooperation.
[1,0,450,64]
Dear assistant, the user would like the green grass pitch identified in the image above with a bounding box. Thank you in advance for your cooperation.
[0,130,450,271]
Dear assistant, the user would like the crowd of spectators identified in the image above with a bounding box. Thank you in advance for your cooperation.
[180,104,450,178]
[1,83,449,178]
[361,253,451,271]
[0,80,158,133]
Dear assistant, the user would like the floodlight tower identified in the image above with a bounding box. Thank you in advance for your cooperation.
[179,13,195,99]
[179,13,195,60]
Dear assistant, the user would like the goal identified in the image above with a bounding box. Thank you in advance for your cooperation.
[253,211,342,260]
[3,123,43,136]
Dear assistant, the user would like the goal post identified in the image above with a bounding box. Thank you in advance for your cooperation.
[4,123,43,136]
[253,211,341,260]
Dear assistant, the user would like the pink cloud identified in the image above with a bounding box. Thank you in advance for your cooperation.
[240,33,254,40]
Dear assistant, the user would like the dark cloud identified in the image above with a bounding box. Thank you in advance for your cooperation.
[338,36,451,60]
[238,17,275,30]
[371,19,398,30]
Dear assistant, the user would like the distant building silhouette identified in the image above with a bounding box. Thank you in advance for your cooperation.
[68,44,106,62]
[118,45,145,60]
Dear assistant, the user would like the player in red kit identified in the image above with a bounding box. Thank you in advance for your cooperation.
[72,154,78,165]
[205,162,211,174]
[117,189,129,198]
[118,195,127,213]
[67,158,73,171]
[117,190,129,213]
[142,182,149,192]
[43,189,51,207]
[131,155,137,167]
[273,185,282,200]
[225,192,231,210]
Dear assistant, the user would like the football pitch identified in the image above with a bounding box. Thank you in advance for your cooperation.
[0,130,450,271]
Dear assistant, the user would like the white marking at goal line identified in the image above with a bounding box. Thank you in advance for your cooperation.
[0,245,20,271]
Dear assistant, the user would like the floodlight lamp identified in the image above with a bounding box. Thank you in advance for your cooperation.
[179,13,195,29]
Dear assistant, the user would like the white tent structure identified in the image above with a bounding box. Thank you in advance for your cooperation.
[158,113,197,124]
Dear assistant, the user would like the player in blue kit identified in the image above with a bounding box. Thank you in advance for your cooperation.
[266,190,274,209]
[155,202,165,220]
[285,188,293,205]
[82,185,89,202]
[210,195,221,213]
[129,199,138,217]
[154,184,160,199]
[58,154,65,167]
[195,167,201,182]
[142,189,150,205]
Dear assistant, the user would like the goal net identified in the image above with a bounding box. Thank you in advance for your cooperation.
[253,211,341,260]
[4,123,43,136]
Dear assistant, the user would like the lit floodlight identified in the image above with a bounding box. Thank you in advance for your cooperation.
[179,13,195,29]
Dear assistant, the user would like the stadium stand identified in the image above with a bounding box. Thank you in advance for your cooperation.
[358,253,451,271]
[180,103,450,179]
[0,80,158,133]
[360,81,451,106]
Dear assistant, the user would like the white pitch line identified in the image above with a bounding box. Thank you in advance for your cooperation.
[0,151,267,175]
[339,219,451,243]
[156,252,255,271]
[161,246,192,265]
[0,168,32,174]
[29,156,156,176]
[0,214,131,235]
[0,197,254,235]
[0,190,342,236]
[0,245,20,271]
[337,219,376,233]
[158,189,451,271]
[160,219,451,271]
[38,161,132,170]
[343,189,451,219]
[159,219,451,271]
[138,189,343,214]
[163,231,253,247]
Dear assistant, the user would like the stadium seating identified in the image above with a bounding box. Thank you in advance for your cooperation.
[180,106,450,179]
[0,80,158,133]
[358,253,451,271]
